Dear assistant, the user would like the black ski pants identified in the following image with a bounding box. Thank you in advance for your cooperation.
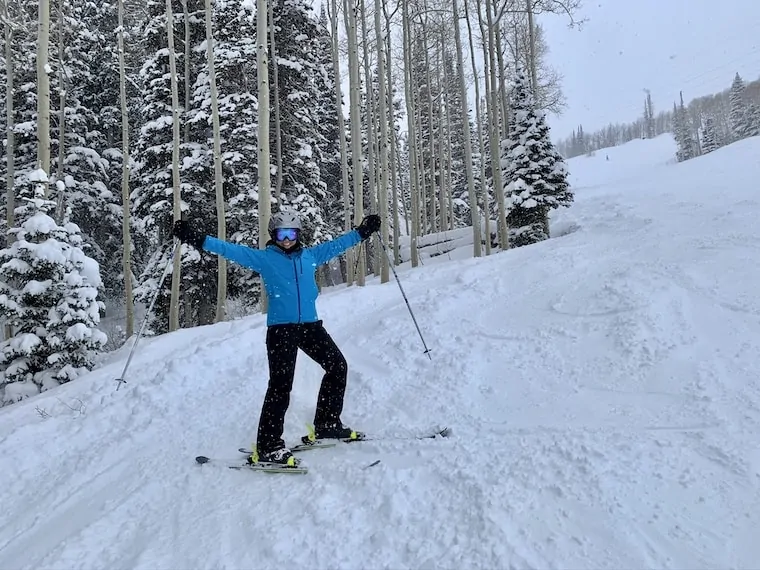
[257,320,348,453]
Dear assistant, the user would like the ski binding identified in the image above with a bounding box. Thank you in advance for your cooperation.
[195,455,308,474]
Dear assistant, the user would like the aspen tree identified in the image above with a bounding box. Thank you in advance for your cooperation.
[204,0,227,322]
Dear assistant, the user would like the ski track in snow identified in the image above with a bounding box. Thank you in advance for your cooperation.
[1,134,759,568]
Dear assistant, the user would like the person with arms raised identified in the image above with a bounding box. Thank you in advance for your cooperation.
[173,210,381,469]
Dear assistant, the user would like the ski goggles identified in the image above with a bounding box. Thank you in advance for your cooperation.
[274,228,299,242]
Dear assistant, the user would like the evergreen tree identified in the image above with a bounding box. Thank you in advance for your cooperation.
[556,70,760,159]
[745,101,760,137]
[411,34,440,233]
[209,0,261,309]
[729,72,751,140]
[2,1,41,194]
[57,0,125,300]
[265,0,329,244]
[701,115,719,153]
[476,97,494,226]
[395,130,412,237]
[175,0,218,325]
[672,101,682,154]
[314,5,343,239]
[675,93,696,162]
[642,101,648,138]
[501,69,572,248]
[575,125,586,155]
[132,0,210,330]
[443,48,469,228]
[0,179,106,404]
[644,91,655,139]
[131,0,186,332]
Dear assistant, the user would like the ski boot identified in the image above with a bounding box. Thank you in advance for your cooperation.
[301,423,365,446]
[248,446,301,468]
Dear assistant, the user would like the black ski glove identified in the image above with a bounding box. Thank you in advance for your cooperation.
[172,220,206,250]
[356,214,381,240]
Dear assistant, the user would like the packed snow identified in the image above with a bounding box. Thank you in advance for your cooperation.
[1,134,759,569]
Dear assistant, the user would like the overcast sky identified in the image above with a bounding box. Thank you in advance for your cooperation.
[541,0,760,138]
[305,0,760,140]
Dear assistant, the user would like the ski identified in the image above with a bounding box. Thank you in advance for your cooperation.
[196,454,380,472]
[313,426,451,445]
[237,440,337,456]
[238,426,450,456]
[218,427,447,474]
[195,455,308,474]
[354,426,451,443]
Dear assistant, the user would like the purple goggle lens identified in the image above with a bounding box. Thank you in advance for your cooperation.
[275,228,299,242]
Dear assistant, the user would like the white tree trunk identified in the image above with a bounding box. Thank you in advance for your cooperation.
[204,0,227,323]
[453,0,481,256]
[444,48,454,233]
[382,3,400,265]
[402,2,420,267]
[36,0,51,191]
[423,24,436,234]
[447,119,454,230]
[414,97,425,236]
[464,0,491,255]
[399,143,410,238]
[390,127,400,264]
[494,21,509,138]
[166,0,182,332]
[327,0,353,284]
[524,0,547,236]
[359,0,378,277]
[182,0,190,144]
[477,0,495,238]
[4,2,15,236]
[268,0,283,203]
[54,0,66,219]
[482,0,508,249]
[436,33,447,232]
[526,0,538,94]
[117,0,134,339]
[343,0,365,284]
[257,0,271,312]
[4,2,15,341]
[373,0,389,283]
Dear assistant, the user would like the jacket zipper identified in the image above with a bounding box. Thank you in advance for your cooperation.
[293,258,302,323]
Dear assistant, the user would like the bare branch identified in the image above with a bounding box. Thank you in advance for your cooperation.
[493,0,585,27]
[533,0,586,27]
[57,397,87,417]
[36,406,51,419]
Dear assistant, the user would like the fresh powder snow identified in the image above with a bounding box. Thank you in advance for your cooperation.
[0,134,758,569]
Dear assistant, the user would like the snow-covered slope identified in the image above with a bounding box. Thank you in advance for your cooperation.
[566,133,677,190]
[1,136,759,569]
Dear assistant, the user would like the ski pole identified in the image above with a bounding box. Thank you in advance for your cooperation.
[115,239,181,391]
[352,239,364,279]
[377,235,431,360]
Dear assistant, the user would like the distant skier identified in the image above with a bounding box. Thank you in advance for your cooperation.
[172,211,381,468]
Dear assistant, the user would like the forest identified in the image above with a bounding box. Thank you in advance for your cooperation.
[4,0,757,405]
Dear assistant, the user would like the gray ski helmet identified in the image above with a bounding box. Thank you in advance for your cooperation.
[268,210,302,237]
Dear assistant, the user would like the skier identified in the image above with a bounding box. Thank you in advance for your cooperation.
[172,211,381,468]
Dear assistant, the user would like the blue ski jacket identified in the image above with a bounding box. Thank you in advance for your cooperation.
[203,230,362,326]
